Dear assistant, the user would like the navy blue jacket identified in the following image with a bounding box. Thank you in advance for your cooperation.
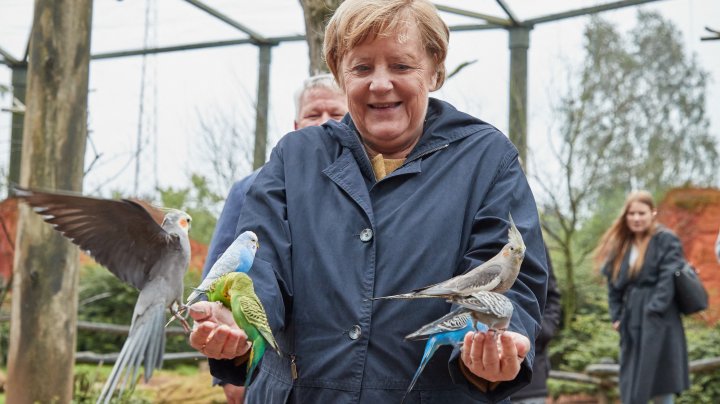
[211,98,548,403]
[202,170,260,279]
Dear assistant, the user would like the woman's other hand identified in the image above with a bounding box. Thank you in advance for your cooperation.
[612,320,620,331]
[461,330,530,382]
[188,301,251,360]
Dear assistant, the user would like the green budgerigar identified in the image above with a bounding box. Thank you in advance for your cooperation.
[206,271,281,385]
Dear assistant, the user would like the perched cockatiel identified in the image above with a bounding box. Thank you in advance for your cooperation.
[14,186,192,403]
[372,214,525,300]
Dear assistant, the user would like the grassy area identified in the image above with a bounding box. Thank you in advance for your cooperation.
[1,364,228,403]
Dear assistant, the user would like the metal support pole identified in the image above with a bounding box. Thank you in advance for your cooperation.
[253,44,272,169]
[8,64,27,194]
[508,27,530,165]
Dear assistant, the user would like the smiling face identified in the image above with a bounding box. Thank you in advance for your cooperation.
[625,201,655,235]
[340,23,438,158]
[294,87,348,130]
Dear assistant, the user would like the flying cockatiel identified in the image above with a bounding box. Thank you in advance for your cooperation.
[402,308,487,403]
[448,290,514,332]
[206,271,281,387]
[14,186,192,404]
[373,214,525,301]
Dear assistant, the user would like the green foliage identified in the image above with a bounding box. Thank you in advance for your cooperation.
[77,264,138,353]
[546,279,720,401]
[157,173,222,245]
[678,320,720,403]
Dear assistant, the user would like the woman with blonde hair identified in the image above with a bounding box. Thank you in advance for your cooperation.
[187,0,548,402]
[595,190,689,403]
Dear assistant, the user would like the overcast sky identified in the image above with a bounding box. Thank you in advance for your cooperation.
[0,0,718,201]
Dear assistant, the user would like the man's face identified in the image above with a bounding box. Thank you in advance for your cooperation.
[294,87,348,129]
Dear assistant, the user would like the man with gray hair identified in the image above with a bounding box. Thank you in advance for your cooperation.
[201,73,346,403]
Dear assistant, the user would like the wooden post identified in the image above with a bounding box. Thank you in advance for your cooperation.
[7,0,93,402]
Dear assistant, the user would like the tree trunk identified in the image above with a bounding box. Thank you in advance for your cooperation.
[562,240,576,327]
[299,0,343,75]
[7,1,93,402]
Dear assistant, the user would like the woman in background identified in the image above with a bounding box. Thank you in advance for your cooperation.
[595,190,689,403]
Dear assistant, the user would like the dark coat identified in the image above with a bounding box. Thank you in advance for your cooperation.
[512,249,561,400]
[211,98,549,403]
[604,226,690,403]
[202,170,259,279]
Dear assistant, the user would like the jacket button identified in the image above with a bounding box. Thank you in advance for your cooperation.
[359,228,373,242]
[348,325,362,340]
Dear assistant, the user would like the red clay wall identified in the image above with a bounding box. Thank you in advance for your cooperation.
[657,187,720,323]
[0,198,17,281]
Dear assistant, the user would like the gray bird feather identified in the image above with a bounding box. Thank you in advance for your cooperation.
[405,307,475,341]
[448,291,514,331]
[14,186,191,403]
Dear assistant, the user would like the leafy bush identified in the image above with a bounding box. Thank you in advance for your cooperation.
[547,288,619,399]
[677,319,720,403]
[547,285,720,402]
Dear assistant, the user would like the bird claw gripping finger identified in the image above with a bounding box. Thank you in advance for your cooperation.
[178,314,192,334]
[166,305,191,333]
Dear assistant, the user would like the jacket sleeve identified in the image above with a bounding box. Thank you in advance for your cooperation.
[208,148,293,385]
[447,148,547,402]
[646,231,684,314]
[201,176,255,278]
[605,263,624,323]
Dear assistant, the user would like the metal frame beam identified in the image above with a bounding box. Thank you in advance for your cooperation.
[435,4,511,27]
[182,0,268,43]
[526,0,665,26]
[0,46,20,66]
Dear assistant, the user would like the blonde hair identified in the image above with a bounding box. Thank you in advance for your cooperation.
[594,190,657,281]
[323,0,449,90]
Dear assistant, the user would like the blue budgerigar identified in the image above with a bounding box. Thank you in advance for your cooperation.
[166,230,259,328]
[402,308,488,402]
[185,230,259,306]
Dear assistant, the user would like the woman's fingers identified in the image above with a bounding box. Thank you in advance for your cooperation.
[188,301,249,359]
[498,333,520,376]
[461,330,529,382]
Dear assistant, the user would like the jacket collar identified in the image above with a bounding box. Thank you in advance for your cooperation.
[327,98,493,171]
